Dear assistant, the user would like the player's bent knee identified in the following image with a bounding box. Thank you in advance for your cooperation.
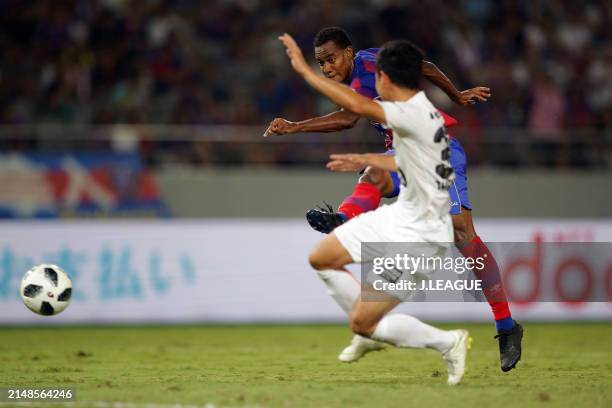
[358,173,375,186]
[359,167,384,187]
[360,167,394,197]
[308,250,328,271]
[309,234,353,271]
[308,248,342,271]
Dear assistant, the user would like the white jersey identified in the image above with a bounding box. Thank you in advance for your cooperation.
[334,90,454,270]
[377,91,454,224]
[333,91,454,299]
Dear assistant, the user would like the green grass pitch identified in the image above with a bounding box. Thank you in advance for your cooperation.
[1,323,611,407]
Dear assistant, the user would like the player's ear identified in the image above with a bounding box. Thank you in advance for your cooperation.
[345,46,354,59]
[378,70,390,86]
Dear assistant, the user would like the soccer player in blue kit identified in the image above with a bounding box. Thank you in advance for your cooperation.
[265,27,523,372]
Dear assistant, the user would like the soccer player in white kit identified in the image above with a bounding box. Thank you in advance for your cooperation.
[279,33,470,385]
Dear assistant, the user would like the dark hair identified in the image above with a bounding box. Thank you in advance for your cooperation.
[376,40,424,89]
[313,27,352,49]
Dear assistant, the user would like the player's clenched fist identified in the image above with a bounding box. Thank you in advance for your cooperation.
[264,118,297,136]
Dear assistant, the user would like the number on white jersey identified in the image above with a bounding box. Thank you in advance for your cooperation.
[431,111,453,190]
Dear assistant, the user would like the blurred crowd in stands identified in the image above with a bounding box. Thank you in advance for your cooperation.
[0,0,611,167]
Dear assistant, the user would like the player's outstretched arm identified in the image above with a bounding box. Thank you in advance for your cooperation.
[327,153,397,172]
[264,110,359,137]
[421,60,491,106]
[279,33,386,124]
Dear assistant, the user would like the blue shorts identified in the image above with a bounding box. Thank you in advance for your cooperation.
[386,138,472,215]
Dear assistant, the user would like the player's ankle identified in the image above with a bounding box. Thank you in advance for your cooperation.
[495,316,515,332]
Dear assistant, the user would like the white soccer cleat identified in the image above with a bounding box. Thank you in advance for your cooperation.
[442,329,471,386]
[338,335,386,362]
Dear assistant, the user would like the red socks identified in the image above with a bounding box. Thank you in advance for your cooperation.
[338,183,381,219]
[458,236,512,321]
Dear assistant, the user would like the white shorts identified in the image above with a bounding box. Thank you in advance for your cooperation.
[334,203,453,262]
[334,203,453,300]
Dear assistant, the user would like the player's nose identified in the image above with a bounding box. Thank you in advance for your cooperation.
[322,64,334,77]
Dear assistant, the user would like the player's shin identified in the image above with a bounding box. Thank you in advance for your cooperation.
[371,314,456,352]
[316,269,360,314]
[458,236,514,331]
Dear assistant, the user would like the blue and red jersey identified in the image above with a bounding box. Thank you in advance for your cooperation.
[349,48,457,149]
[349,48,379,99]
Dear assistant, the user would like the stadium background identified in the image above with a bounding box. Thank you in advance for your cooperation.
[0,1,611,407]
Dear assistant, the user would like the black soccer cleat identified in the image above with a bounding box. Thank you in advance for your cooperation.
[495,320,523,372]
[306,202,346,234]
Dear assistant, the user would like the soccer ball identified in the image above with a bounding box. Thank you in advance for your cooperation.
[20,264,73,316]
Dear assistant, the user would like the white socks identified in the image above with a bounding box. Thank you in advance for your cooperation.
[372,313,456,353]
[316,269,455,354]
[316,269,360,314]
